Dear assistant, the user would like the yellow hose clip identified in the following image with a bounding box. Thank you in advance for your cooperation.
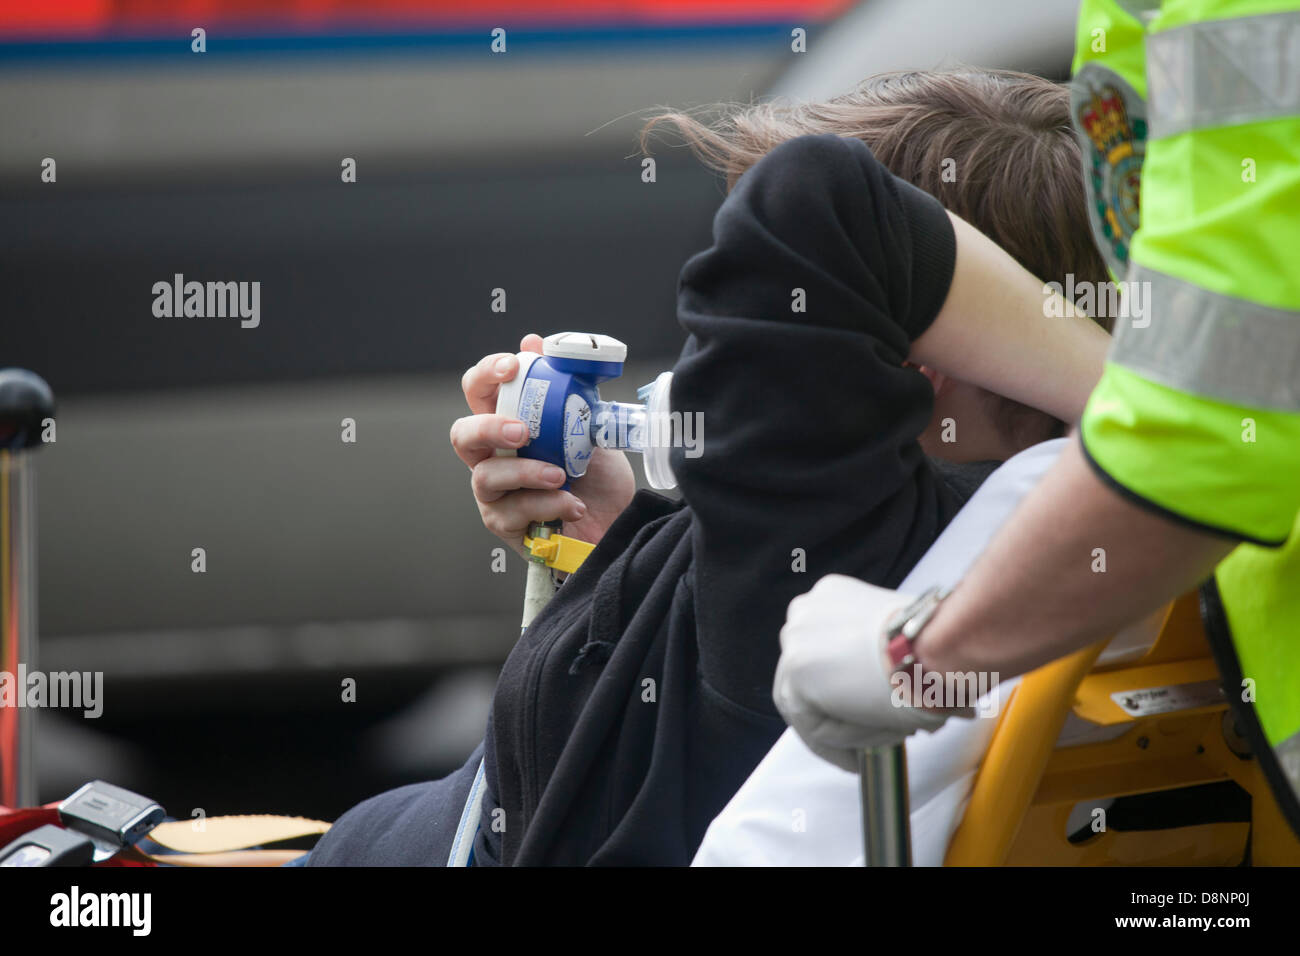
[523,531,595,575]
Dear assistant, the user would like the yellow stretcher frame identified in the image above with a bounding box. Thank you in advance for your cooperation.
[944,593,1300,866]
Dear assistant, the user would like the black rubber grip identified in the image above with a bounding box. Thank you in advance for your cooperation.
[0,369,55,451]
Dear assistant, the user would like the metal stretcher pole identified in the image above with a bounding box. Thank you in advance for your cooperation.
[520,519,561,632]
[0,369,55,809]
[859,743,911,866]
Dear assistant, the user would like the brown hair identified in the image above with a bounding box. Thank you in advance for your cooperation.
[640,69,1111,446]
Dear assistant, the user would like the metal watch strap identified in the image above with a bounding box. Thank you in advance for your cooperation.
[884,585,952,669]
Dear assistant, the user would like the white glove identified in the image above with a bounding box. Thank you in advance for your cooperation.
[773,574,954,773]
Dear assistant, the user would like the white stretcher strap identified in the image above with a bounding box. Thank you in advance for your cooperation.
[447,757,487,867]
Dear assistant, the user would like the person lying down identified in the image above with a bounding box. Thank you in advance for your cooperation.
[310,69,1112,866]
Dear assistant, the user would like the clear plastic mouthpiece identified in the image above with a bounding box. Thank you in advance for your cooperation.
[591,372,676,490]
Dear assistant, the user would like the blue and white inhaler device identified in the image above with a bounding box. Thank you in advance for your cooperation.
[495,332,676,491]
[495,332,676,628]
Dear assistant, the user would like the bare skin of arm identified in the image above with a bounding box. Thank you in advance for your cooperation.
[912,439,1235,679]
[909,214,1111,424]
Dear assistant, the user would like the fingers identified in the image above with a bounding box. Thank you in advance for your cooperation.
[449,413,530,468]
[470,456,567,504]
[476,487,587,542]
[460,333,544,415]
[461,352,520,416]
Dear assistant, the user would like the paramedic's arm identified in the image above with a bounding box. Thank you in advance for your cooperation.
[911,439,1234,678]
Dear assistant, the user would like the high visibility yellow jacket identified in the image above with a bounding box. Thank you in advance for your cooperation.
[1072,0,1300,836]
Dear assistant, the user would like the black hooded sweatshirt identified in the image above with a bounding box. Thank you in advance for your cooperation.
[465,133,987,865]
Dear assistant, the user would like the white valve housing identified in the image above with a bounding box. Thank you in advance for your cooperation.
[542,332,628,364]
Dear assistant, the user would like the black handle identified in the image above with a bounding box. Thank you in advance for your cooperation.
[0,369,55,451]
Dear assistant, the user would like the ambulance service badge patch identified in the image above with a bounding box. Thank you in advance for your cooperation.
[1071,64,1147,277]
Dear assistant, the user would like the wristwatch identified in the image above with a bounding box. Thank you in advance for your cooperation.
[884,584,953,670]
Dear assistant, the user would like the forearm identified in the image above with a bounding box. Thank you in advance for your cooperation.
[911,213,1111,423]
[912,437,1235,678]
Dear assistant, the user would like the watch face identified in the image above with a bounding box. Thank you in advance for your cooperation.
[0,844,52,867]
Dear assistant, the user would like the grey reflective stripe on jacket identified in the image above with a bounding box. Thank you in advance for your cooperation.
[1147,9,1300,138]
[1110,263,1300,411]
